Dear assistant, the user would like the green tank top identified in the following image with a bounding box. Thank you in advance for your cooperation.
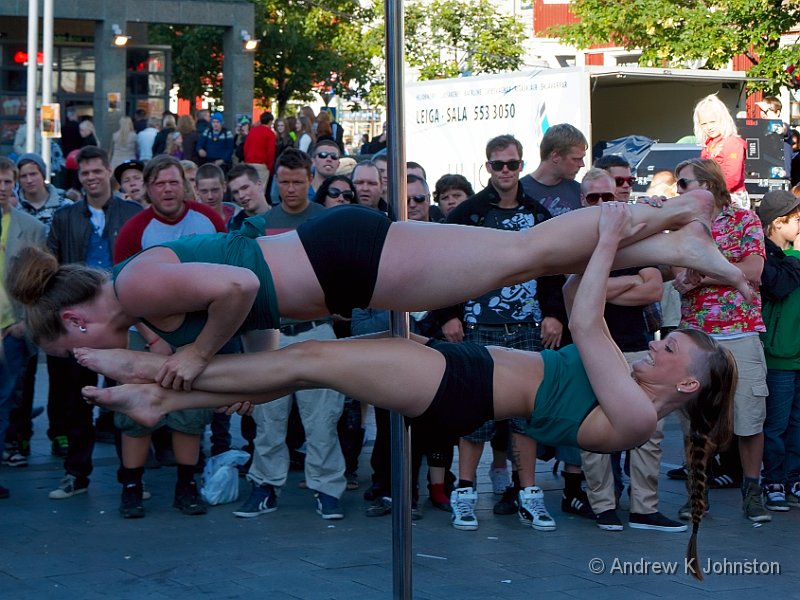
[112,228,279,348]
[524,344,599,448]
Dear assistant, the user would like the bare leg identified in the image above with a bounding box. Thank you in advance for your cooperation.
[82,384,264,428]
[370,192,747,310]
[263,190,745,320]
[81,338,449,420]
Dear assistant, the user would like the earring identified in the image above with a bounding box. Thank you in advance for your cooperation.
[79,326,87,333]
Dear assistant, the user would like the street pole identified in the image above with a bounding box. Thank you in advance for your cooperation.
[25,0,38,153]
[42,0,53,181]
[385,1,411,599]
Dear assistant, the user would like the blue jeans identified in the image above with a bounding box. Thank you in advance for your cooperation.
[0,335,32,446]
[762,369,800,485]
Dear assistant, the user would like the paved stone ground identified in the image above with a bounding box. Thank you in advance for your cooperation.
[1,358,797,599]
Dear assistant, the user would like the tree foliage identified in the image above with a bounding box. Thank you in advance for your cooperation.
[252,0,379,116]
[552,0,800,93]
[403,0,527,80]
[148,25,225,104]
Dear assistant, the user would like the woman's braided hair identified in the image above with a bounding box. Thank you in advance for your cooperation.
[679,328,736,580]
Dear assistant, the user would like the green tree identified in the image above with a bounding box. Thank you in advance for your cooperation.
[403,0,527,80]
[148,25,225,105]
[552,0,800,92]
[252,0,380,116]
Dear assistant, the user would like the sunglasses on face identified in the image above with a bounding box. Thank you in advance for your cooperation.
[407,194,428,204]
[487,160,522,172]
[327,188,354,200]
[614,176,636,187]
[676,178,698,191]
[584,192,616,204]
[315,151,340,160]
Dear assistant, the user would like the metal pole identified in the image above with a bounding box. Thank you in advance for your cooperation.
[385,1,411,599]
[42,0,53,181]
[25,0,39,153]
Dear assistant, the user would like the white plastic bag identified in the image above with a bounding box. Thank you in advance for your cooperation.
[200,449,250,505]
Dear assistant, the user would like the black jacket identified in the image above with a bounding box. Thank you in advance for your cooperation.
[48,195,142,265]
[761,237,800,302]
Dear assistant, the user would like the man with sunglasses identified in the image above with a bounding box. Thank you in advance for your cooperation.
[309,140,341,199]
[442,135,569,532]
[594,155,636,202]
[520,123,586,217]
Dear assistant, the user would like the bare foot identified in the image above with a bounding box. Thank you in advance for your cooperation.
[673,220,752,301]
[74,347,158,383]
[665,190,716,231]
[82,384,166,428]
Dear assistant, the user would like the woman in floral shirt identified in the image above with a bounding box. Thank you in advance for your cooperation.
[672,157,769,523]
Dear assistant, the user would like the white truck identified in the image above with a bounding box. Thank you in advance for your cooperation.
[404,66,781,194]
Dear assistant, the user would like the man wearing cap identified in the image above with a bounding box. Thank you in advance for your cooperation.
[114,160,146,205]
[756,190,800,511]
[197,111,234,174]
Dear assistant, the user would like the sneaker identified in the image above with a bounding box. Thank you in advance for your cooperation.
[365,496,392,517]
[596,509,623,531]
[629,512,688,532]
[763,483,790,512]
[233,483,278,518]
[2,449,28,468]
[518,486,556,531]
[488,465,510,496]
[710,472,741,489]
[119,483,145,519]
[173,480,208,516]
[48,474,88,499]
[363,483,388,502]
[51,435,69,458]
[493,486,518,515]
[786,482,800,507]
[742,481,771,522]
[666,465,689,480]
[561,490,595,519]
[450,487,478,531]
[315,491,344,520]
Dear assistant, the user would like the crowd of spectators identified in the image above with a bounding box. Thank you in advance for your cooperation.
[1,100,799,555]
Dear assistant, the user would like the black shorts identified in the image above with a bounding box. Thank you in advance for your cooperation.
[411,340,495,439]
[296,205,392,315]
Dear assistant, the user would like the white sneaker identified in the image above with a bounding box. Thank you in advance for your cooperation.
[450,487,478,531]
[489,465,510,496]
[518,486,556,531]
